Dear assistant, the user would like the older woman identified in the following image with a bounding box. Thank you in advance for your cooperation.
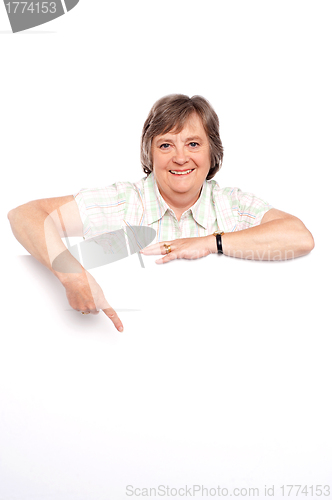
[8,94,314,332]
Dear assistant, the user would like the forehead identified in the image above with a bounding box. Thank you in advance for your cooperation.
[154,112,207,141]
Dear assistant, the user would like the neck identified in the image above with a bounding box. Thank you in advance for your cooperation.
[157,186,203,221]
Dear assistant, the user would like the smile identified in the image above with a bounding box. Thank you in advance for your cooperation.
[169,169,194,175]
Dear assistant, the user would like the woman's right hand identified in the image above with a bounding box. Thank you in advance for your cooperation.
[62,270,124,332]
[8,195,123,331]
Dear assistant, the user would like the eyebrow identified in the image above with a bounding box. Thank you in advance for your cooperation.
[155,135,204,144]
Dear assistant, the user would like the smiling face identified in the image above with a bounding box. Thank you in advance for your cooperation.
[151,113,211,209]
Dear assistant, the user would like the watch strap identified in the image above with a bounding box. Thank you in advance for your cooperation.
[216,233,223,254]
[213,231,224,254]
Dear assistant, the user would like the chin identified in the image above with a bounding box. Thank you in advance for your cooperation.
[172,186,194,194]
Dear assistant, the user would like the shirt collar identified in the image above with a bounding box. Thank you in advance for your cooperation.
[143,172,169,225]
[143,172,212,229]
[190,180,211,229]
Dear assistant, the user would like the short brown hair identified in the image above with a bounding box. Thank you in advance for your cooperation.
[140,94,224,180]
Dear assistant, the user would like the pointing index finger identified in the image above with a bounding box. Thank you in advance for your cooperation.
[102,307,124,332]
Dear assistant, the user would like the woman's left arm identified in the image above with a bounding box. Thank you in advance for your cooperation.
[141,209,315,263]
[220,209,314,260]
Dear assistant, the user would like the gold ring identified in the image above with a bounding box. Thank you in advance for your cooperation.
[164,243,171,254]
[81,311,90,315]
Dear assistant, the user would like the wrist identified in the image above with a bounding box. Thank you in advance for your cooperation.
[54,267,86,288]
[50,250,86,286]
[206,234,218,254]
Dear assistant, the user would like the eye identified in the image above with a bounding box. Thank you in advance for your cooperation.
[189,142,199,148]
[160,143,171,149]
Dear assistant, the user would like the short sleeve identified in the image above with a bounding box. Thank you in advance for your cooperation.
[212,184,273,232]
[229,188,273,230]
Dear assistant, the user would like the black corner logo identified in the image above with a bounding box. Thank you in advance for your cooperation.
[3,0,80,33]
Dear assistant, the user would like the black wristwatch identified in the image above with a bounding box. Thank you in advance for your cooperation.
[213,231,225,254]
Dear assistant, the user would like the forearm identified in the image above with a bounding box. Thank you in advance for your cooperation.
[8,203,83,283]
[8,201,124,329]
[209,217,315,260]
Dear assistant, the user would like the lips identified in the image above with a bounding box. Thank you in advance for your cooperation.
[169,169,194,175]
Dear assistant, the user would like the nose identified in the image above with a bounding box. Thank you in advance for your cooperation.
[172,146,189,165]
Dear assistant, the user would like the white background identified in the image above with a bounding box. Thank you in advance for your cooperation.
[1,1,331,499]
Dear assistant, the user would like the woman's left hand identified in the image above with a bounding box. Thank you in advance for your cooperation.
[140,235,217,264]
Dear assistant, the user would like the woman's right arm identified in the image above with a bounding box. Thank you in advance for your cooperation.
[7,196,124,331]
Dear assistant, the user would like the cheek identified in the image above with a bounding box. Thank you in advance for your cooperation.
[153,152,168,171]
[197,152,211,171]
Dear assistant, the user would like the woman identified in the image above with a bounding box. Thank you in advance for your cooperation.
[8,94,314,332]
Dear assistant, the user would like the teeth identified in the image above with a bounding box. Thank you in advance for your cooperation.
[170,169,193,175]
